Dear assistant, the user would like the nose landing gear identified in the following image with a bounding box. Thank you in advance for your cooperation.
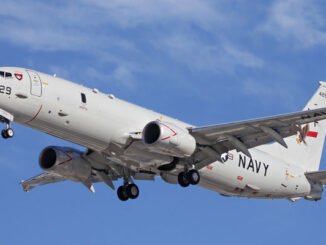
[0,108,14,139]
[1,127,14,139]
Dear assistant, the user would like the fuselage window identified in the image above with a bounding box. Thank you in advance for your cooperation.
[0,71,4,77]
[81,93,87,103]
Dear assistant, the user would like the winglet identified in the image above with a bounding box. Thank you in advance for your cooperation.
[20,180,30,192]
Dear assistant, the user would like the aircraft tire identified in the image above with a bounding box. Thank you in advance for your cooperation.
[117,186,129,201]
[126,184,139,199]
[6,128,14,138]
[1,129,8,139]
[186,169,200,185]
[178,172,190,187]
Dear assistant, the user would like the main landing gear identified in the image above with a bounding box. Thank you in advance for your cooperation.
[178,169,200,187]
[117,183,140,201]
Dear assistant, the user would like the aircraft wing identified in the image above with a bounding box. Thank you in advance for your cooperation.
[21,172,66,192]
[189,107,326,162]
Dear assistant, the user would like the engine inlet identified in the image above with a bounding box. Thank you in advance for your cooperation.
[39,148,57,169]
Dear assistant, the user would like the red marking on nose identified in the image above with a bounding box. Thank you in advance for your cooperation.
[14,73,23,80]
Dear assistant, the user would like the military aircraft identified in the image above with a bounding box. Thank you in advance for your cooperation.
[0,67,325,202]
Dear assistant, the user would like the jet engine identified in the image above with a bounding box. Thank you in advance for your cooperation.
[142,121,196,158]
[39,146,92,182]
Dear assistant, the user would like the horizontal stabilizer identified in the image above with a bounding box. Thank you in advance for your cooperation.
[305,170,326,185]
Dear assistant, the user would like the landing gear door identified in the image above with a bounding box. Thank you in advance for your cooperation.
[27,70,42,97]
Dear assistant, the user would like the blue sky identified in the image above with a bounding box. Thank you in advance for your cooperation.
[0,0,326,244]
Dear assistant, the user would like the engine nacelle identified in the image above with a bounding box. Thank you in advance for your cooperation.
[160,172,178,184]
[39,146,92,182]
[142,121,196,158]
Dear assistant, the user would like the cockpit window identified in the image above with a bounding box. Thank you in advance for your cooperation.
[0,71,13,78]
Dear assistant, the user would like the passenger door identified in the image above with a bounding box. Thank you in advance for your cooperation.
[27,70,42,97]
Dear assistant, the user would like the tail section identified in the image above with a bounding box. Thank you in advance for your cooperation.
[259,82,326,171]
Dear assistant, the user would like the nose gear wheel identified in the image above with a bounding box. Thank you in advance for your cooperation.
[1,122,14,139]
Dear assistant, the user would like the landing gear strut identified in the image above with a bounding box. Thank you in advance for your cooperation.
[117,183,140,201]
[178,169,200,187]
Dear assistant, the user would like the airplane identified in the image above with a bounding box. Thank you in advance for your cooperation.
[0,67,326,202]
